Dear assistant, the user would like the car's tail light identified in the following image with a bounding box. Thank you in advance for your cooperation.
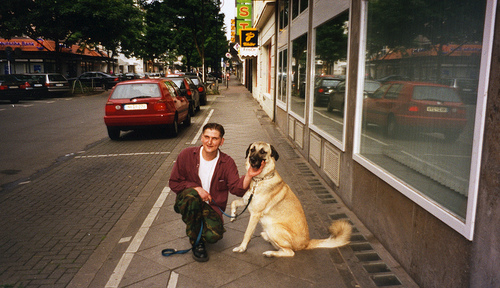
[318,88,324,93]
[20,83,27,89]
[45,83,50,87]
[408,106,419,112]
[24,81,31,88]
[0,85,7,90]
[187,90,192,96]
[154,101,167,111]
[198,86,204,92]
[113,77,119,82]
[105,102,121,113]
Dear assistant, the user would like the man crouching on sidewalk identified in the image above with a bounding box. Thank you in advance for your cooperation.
[169,123,265,262]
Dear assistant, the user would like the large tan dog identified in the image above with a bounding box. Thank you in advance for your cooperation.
[231,141,352,257]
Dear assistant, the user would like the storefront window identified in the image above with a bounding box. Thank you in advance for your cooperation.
[357,0,487,222]
[311,11,349,143]
[290,34,307,119]
[277,49,288,104]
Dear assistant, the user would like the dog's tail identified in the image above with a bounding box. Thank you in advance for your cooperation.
[306,220,352,250]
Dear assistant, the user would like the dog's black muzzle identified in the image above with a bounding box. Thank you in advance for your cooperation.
[249,155,263,169]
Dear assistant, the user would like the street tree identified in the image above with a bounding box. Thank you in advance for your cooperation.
[0,0,143,73]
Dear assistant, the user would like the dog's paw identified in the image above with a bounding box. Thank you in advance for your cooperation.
[263,251,275,257]
[232,245,247,253]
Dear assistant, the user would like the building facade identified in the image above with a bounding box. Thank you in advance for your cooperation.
[245,0,499,287]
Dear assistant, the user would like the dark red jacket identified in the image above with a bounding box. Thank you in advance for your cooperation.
[169,146,247,218]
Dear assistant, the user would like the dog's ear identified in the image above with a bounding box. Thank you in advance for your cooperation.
[270,145,279,161]
[245,143,252,159]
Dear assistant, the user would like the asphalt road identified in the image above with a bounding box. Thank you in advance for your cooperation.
[0,92,110,192]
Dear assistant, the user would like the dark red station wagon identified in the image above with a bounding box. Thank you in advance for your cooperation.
[363,81,467,141]
[104,79,190,140]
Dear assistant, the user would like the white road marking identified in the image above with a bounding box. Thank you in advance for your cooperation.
[167,272,179,288]
[191,109,214,144]
[75,152,170,159]
[105,187,171,288]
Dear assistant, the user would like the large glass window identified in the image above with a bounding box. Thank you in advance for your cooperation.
[279,0,289,31]
[290,34,308,118]
[277,49,288,104]
[357,0,488,228]
[292,0,308,19]
[311,11,349,143]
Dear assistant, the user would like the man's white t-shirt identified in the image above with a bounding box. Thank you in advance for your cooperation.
[199,146,219,194]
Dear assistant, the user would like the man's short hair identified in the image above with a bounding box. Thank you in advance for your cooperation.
[203,123,225,138]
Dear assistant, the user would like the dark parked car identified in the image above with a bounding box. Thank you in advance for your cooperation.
[104,79,190,139]
[10,74,46,98]
[314,76,343,107]
[185,74,207,105]
[364,81,467,141]
[28,73,70,95]
[165,75,200,116]
[71,72,120,90]
[0,74,26,103]
[118,73,142,81]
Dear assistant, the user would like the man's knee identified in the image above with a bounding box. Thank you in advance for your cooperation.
[174,188,201,214]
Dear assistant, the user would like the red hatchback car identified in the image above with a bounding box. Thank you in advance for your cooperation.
[363,81,467,141]
[104,79,190,140]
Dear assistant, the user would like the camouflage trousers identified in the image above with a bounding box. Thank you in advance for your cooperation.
[174,188,225,245]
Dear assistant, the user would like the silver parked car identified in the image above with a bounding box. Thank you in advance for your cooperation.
[28,73,71,95]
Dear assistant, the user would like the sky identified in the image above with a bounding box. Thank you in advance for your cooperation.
[221,0,236,40]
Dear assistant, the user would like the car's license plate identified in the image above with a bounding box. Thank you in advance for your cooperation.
[427,106,448,113]
[34,84,43,87]
[9,86,19,89]
[124,104,147,110]
[56,84,64,87]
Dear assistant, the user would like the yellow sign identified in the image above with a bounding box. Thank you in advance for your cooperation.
[240,29,258,47]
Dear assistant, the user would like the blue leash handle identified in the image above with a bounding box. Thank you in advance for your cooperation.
[162,221,203,257]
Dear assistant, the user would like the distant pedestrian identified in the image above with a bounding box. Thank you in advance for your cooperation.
[169,123,265,262]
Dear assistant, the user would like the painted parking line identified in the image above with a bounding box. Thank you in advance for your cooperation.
[75,152,170,159]
[190,108,214,144]
[105,186,171,288]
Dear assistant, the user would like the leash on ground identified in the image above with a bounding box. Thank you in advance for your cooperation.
[160,196,253,257]
[161,221,204,256]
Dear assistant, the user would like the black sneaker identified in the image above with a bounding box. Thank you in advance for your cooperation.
[192,241,209,262]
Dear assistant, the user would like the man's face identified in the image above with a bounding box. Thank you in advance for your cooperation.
[201,128,224,154]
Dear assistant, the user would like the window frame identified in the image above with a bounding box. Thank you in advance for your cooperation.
[352,0,497,240]
[308,8,351,151]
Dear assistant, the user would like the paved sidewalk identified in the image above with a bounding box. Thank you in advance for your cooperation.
[70,79,419,288]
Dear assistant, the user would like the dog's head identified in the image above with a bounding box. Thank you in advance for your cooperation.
[245,142,279,173]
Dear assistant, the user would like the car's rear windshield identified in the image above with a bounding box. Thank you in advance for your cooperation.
[110,83,161,99]
[321,79,341,87]
[190,78,200,85]
[412,86,462,103]
[48,74,67,81]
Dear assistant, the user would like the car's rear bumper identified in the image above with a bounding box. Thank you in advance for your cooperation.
[104,113,176,128]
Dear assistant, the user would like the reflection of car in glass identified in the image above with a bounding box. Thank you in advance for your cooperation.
[436,78,478,104]
[314,76,343,106]
[376,75,411,83]
[364,81,467,141]
[104,79,190,140]
[326,80,381,113]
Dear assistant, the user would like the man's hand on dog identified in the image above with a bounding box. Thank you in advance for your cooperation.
[247,160,266,178]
